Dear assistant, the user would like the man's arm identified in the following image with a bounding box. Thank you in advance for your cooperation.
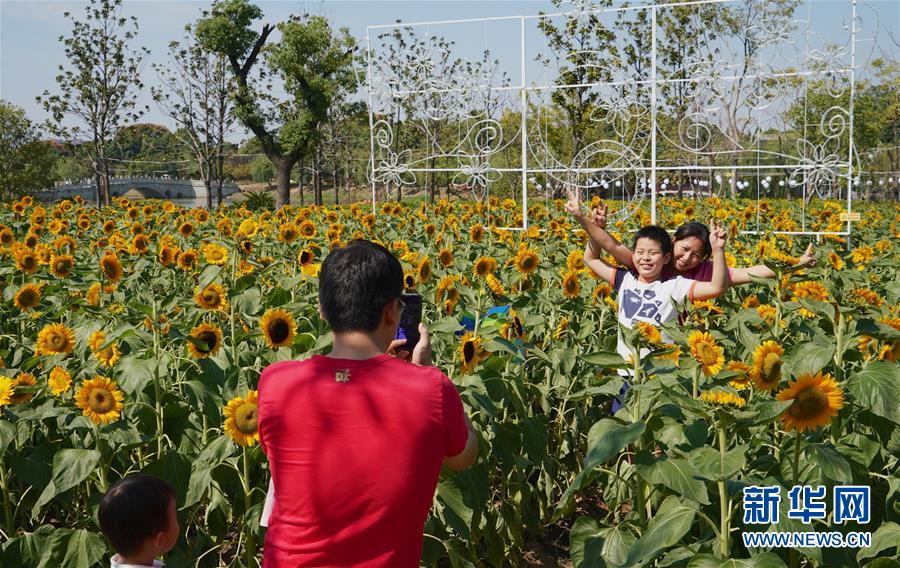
[444,416,478,471]
[691,223,729,300]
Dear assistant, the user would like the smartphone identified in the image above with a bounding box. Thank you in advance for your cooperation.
[396,293,422,352]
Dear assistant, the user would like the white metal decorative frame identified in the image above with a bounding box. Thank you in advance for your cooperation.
[366,0,875,238]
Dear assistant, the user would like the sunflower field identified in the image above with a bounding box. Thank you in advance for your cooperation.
[0,194,897,568]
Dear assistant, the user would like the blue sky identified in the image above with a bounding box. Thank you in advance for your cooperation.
[1,0,897,142]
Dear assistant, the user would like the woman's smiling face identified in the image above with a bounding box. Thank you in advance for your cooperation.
[672,236,707,272]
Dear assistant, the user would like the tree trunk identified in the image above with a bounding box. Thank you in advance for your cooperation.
[276,159,292,209]
[298,158,305,206]
[429,156,436,203]
[333,168,340,206]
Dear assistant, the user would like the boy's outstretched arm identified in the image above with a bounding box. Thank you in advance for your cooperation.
[728,243,817,285]
[564,186,635,269]
[583,240,618,285]
[691,223,729,300]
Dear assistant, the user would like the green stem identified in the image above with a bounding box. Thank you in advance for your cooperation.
[242,447,255,568]
[0,456,14,537]
[793,431,802,486]
[692,366,700,398]
[95,424,108,492]
[152,301,164,458]
[718,417,730,558]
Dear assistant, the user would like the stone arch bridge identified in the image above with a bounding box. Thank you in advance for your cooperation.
[37,177,241,202]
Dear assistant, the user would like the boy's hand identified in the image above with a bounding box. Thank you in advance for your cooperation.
[709,221,727,251]
[563,185,584,220]
[590,202,609,229]
[388,324,432,366]
[798,243,817,267]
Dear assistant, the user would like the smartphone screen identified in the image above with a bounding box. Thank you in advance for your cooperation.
[396,293,422,352]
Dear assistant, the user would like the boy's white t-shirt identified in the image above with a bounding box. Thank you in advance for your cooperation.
[110,555,164,568]
[613,269,696,370]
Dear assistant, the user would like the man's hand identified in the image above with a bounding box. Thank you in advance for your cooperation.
[563,185,584,220]
[709,221,727,252]
[387,323,432,366]
[590,202,609,229]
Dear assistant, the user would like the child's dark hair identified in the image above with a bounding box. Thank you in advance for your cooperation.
[99,474,175,557]
[632,225,673,255]
[673,222,712,258]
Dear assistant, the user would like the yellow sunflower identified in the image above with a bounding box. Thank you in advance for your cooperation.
[561,270,581,299]
[158,245,178,267]
[188,323,223,358]
[459,332,484,373]
[178,221,194,237]
[48,367,72,396]
[195,283,229,312]
[88,330,121,368]
[726,360,752,390]
[298,221,316,238]
[11,372,36,404]
[279,223,299,243]
[35,323,76,356]
[86,282,102,306]
[15,248,39,274]
[75,376,125,425]
[13,283,42,311]
[485,273,505,296]
[700,390,746,408]
[687,331,724,377]
[554,317,569,340]
[0,376,14,407]
[438,248,454,268]
[828,251,844,270]
[473,256,497,278]
[203,242,229,265]
[100,252,123,283]
[177,248,199,270]
[417,258,433,284]
[636,321,662,346]
[513,247,539,275]
[223,390,259,446]
[259,308,297,349]
[749,341,784,391]
[50,254,75,278]
[566,249,585,271]
[469,224,484,243]
[776,372,844,432]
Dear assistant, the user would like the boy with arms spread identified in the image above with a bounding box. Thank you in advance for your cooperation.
[564,187,729,368]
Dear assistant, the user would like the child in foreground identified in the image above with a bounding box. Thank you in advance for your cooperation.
[565,186,729,371]
[99,474,179,568]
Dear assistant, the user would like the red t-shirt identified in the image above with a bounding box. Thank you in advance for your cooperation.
[257,354,469,567]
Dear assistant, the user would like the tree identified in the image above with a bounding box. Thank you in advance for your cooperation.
[152,23,236,208]
[108,123,183,177]
[196,0,358,208]
[0,100,57,198]
[38,0,148,207]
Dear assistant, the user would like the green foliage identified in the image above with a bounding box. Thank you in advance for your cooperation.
[0,100,57,197]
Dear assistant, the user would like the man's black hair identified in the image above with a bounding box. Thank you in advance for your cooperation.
[98,474,175,557]
[632,225,673,255]
[319,239,403,332]
[673,221,712,258]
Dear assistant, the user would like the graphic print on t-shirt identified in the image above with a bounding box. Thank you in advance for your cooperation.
[622,288,663,324]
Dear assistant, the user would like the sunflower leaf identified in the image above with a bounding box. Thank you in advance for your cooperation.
[848,362,900,424]
[32,449,101,518]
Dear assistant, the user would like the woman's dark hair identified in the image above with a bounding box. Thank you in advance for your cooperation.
[98,474,175,557]
[632,225,673,255]
[319,239,403,333]
[673,221,712,259]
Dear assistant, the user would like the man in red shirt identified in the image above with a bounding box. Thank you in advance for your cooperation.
[258,239,478,567]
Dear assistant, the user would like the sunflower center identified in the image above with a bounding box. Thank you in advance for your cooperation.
[463,342,475,362]
[761,353,782,384]
[20,291,37,306]
[202,290,220,305]
[788,386,828,420]
[267,320,290,345]
[89,389,114,413]
[22,256,37,270]
[235,403,258,434]
[47,333,68,351]
[197,331,217,353]
[300,251,312,264]
[696,343,719,365]
[522,256,536,270]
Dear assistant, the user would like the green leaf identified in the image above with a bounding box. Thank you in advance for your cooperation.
[582,351,627,368]
[856,319,900,341]
[736,400,793,426]
[185,436,236,506]
[552,468,599,523]
[584,419,646,470]
[570,516,635,568]
[0,420,15,454]
[786,341,835,377]
[848,362,900,424]
[32,449,101,517]
[198,263,223,290]
[858,521,900,562]
[52,529,106,568]
[635,452,710,505]
[437,478,473,540]
[552,348,577,374]
[806,443,852,482]
[116,354,156,395]
[623,496,697,567]
[686,555,722,568]
[430,317,463,333]
[717,553,788,568]
[233,287,262,316]
[691,444,748,481]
